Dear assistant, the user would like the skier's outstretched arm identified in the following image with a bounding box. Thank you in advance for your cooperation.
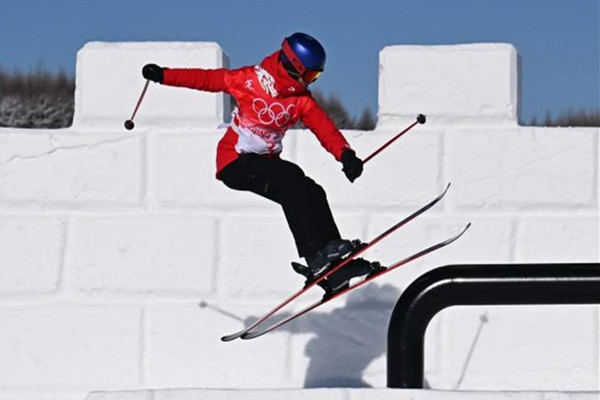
[142,63,230,93]
[300,97,364,182]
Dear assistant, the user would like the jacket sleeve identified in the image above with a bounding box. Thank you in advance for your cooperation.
[162,68,230,93]
[299,96,351,161]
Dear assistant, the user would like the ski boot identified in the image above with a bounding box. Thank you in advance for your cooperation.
[320,258,386,300]
[292,239,364,286]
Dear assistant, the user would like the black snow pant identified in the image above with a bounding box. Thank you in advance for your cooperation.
[218,154,341,260]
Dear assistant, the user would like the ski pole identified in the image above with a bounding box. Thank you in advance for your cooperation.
[124,79,150,131]
[363,114,426,164]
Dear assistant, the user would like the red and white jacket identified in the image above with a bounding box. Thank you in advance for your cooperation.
[162,50,351,178]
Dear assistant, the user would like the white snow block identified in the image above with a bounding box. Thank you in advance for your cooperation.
[0,217,63,294]
[446,127,597,209]
[145,303,290,388]
[67,215,217,295]
[73,42,229,130]
[516,217,600,262]
[287,286,413,388]
[0,390,91,400]
[293,128,440,208]
[219,213,364,301]
[0,133,142,206]
[85,392,149,400]
[219,214,308,300]
[0,304,141,387]
[151,132,268,208]
[364,216,513,291]
[430,306,599,391]
[378,44,519,126]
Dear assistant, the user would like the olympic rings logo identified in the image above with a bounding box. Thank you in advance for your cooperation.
[252,98,296,127]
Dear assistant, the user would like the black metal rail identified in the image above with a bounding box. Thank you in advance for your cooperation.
[387,263,600,388]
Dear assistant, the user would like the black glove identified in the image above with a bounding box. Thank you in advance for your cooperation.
[341,149,363,183]
[142,63,164,83]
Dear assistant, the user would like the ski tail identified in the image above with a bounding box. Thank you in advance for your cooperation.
[240,222,471,340]
[221,330,247,342]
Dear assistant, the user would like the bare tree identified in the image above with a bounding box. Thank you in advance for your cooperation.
[355,108,377,130]
[312,90,353,128]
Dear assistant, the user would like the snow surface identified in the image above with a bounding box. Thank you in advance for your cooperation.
[87,388,600,400]
[0,42,598,400]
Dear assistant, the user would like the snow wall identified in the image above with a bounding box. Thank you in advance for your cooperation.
[0,42,598,400]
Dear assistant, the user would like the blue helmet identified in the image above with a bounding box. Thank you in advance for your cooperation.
[280,32,326,83]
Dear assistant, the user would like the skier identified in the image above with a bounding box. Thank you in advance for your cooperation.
[141,32,382,298]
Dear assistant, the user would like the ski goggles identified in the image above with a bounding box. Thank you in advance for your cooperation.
[280,41,323,83]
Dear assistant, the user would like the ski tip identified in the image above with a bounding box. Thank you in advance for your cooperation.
[437,182,451,199]
[458,222,472,237]
[443,223,472,247]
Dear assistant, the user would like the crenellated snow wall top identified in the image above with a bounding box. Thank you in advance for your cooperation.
[378,43,520,127]
[73,42,518,130]
[73,42,230,130]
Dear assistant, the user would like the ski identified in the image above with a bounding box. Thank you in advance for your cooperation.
[220,183,451,342]
[241,222,471,340]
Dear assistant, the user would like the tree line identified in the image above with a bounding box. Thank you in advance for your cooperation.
[0,68,597,129]
[528,109,599,127]
[0,66,74,128]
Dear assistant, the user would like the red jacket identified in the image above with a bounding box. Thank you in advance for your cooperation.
[162,50,351,177]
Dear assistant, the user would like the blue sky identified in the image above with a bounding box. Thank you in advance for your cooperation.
[0,0,598,123]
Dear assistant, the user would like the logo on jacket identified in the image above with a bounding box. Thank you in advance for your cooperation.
[245,79,255,92]
[254,65,278,97]
[252,98,295,127]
